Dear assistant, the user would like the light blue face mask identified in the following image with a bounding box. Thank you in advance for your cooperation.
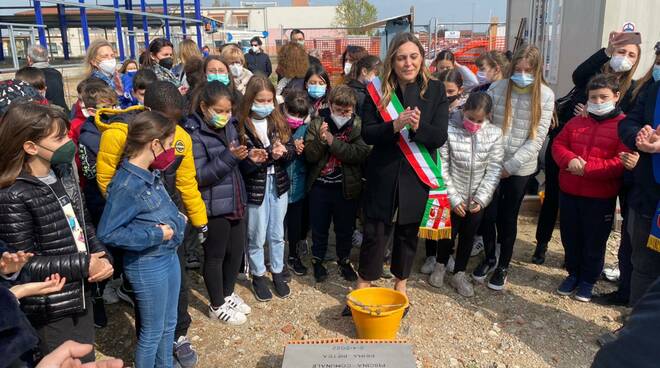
[653,65,660,82]
[511,72,535,88]
[207,73,230,86]
[251,103,275,118]
[307,84,327,99]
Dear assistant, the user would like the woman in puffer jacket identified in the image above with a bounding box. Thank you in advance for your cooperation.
[0,103,113,362]
[427,93,503,297]
[473,45,555,291]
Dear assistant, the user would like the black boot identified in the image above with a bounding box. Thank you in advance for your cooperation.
[532,243,547,265]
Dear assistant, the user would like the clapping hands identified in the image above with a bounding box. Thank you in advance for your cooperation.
[636,125,660,153]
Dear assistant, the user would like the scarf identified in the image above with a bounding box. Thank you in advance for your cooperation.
[367,77,451,240]
[647,89,660,252]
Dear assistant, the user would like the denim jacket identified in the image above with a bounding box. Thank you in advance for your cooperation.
[97,160,186,256]
[287,124,308,203]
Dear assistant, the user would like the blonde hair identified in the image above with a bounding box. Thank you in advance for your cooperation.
[380,32,432,110]
[84,39,115,77]
[221,44,246,66]
[602,44,642,103]
[501,45,547,139]
[178,39,202,65]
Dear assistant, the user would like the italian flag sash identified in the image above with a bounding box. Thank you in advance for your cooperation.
[367,77,451,240]
[647,89,660,252]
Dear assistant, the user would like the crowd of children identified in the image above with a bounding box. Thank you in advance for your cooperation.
[0,28,659,368]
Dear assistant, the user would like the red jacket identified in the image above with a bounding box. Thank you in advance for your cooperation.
[552,113,628,199]
[68,99,87,188]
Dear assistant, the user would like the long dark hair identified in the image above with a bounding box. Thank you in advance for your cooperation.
[191,81,235,116]
[0,103,68,188]
[304,63,331,97]
[238,75,290,145]
[142,38,174,68]
[123,111,176,159]
[348,55,382,82]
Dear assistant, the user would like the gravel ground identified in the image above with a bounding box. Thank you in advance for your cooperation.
[96,215,626,368]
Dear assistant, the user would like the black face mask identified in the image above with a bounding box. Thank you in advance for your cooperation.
[158,57,174,70]
[447,94,460,103]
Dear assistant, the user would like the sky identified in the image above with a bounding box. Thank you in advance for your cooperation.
[3,0,508,25]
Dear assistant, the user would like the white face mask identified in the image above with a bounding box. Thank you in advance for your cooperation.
[81,108,92,118]
[251,46,260,53]
[587,100,616,116]
[229,63,243,78]
[343,62,352,75]
[331,112,351,129]
[98,58,117,76]
[610,55,633,73]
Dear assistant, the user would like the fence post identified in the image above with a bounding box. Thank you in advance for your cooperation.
[163,0,170,40]
[34,1,48,48]
[125,0,136,59]
[80,0,90,49]
[113,0,126,60]
[180,0,187,39]
[194,0,202,47]
[8,25,19,70]
[141,0,149,49]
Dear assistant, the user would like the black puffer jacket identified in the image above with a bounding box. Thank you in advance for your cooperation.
[0,163,108,323]
[240,122,295,205]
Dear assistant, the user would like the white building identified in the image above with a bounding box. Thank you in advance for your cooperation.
[507,0,660,96]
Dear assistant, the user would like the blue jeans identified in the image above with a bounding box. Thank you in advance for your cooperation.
[124,252,181,368]
[247,174,288,276]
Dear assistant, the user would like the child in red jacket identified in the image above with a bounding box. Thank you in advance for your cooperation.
[552,73,629,302]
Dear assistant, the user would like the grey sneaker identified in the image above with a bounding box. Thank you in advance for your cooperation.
[450,271,474,297]
[420,256,436,274]
[446,255,455,273]
[428,263,446,288]
[174,336,198,368]
[471,236,484,257]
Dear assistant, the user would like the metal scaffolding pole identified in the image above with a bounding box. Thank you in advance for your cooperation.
[125,0,136,59]
[194,0,201,46]
[140,0,149,49]
[34,1,48,47]
[57,4,70,60]
[79,0,90,49]
[180,0,187,39]
[113,0,125,60]
[163,0,170,40]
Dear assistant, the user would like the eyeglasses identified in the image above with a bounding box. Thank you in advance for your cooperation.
[251,44,259,47]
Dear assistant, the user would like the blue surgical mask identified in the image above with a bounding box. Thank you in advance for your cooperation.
[653,65,660,82]
[251,103,275,118]
[511,72,534,88]
[207,73,230,86]
[202,50,210,58]
[307,84,326,99]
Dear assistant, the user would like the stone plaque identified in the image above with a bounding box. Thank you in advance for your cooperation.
[282,341,416,368]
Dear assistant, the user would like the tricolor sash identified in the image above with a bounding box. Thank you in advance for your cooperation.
[367,77,451,240]
[647,88,660,252]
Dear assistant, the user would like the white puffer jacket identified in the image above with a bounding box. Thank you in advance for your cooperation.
[487,79,555,176]
[440,110,504,208]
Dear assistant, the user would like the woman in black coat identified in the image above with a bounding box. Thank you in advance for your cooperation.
[356,32,448,302]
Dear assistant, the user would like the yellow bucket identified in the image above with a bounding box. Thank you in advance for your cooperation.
[346,287,409,339]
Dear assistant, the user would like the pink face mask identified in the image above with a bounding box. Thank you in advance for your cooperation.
[463,118,481,134]
[286,115,305,129]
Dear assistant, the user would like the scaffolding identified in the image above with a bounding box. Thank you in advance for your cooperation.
[0,0,204,67]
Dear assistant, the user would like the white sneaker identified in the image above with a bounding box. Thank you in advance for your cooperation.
[450,271,474,297]
[428,263,446,288]
[352,229,363,247]
[225,292,252,315]
[208,303,247,325]
[446,255,455,273]
[471,236,484,257]
[420,256,436,274]
[603,266,620,282]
